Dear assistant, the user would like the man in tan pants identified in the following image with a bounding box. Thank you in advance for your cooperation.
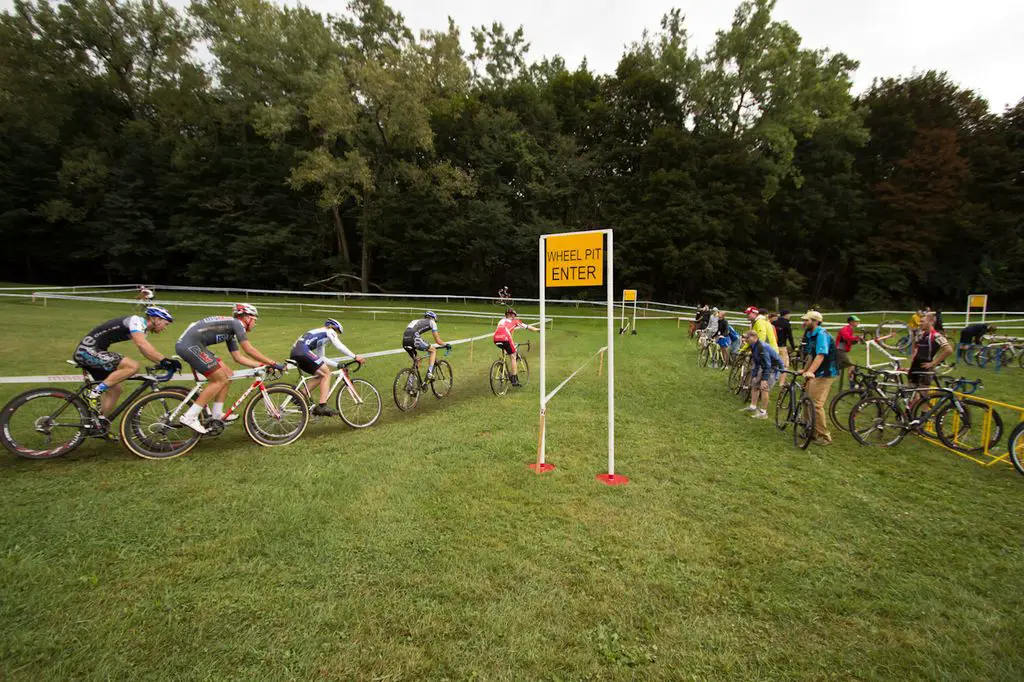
[799,310,838,446]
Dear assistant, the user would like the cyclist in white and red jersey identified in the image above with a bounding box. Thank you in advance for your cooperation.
[493,308,538,387]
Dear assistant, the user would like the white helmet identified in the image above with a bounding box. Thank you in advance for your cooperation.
[233,303,259,318]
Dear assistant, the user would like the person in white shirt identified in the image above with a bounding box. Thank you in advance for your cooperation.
[290,318,365,416]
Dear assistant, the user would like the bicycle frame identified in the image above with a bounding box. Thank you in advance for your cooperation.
[291,361,367,406]
[68,362,174,422]
[171,367,283,424]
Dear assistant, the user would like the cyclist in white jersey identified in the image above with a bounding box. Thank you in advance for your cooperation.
[290,319,365,416]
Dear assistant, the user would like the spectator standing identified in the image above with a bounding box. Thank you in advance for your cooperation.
[800,311,839,446]
[836,315,865,381]
[740,330,785,420]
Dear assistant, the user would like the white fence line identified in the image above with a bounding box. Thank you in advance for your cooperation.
[544,346,608,404]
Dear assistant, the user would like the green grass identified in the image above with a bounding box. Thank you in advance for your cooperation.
[1,295,1023,680]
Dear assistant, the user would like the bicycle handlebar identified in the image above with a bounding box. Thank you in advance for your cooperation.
[145,366,176,383]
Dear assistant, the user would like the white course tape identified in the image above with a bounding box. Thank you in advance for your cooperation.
[544,346,608,404]
[0,333,495,385]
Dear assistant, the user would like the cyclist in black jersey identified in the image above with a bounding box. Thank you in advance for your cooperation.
[402,311,450,379]
[73,306,180,416]
[175,303,285,434]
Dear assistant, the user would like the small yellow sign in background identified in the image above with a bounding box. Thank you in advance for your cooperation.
[623,289,637,302]
[969,294,988,308]
[545,232,604,287]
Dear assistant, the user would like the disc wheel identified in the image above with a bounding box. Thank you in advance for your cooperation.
[119,389,201,460]
[0,388,91,459]
[489,360,509,396]
[430,360,453,398]
[335,378,382,429]
[393,368,420,411]
[243,385,309,446]
[793,396,815,450]
[849,397,907,448]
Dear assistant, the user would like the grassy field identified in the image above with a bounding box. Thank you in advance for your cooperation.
[1,294,1022,680]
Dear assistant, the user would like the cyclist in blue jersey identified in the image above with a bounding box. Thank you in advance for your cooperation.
[73,306,180,416]
[290,319,366,416]
[175,304,285,434]
[402,311,450,380]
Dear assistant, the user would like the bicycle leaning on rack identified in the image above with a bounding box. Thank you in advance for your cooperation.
[0,361,177,459]
[772,370,816,450]
[490,340,530,396]
[846,373,999,452]
[118,364,309,460]
[393,345,454,411]
[1008,422,1024,477]
[276,359,382,428]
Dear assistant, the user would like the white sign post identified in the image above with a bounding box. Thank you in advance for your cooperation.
[534,229,627,485]
[619,289,638,335]
[966,294,988,324]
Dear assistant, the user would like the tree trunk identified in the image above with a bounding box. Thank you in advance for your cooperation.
[360,237,371,293]
[331,204,350,264]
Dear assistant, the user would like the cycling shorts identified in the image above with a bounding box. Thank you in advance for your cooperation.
[403,336,430,359]
[175,340,224,377]
[73,346,123,381]
[290,347,324,375]
[494,339,516,355]
[716,337,730,348]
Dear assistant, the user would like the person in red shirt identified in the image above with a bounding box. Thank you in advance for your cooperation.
[493,308,539,387]
[836,315,864,382]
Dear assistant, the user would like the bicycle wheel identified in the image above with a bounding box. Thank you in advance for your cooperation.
[774,387,793,431]
[393,368,420,411]
[431,360,453,398]
[829,389,865,434]
[489,360,509,396]
[243,385,309,446]
[934,399,1003,454]
[698,344,710,368]
[727,361,742,393]
[875,320,910,351]
[793,396,815,450]
[963,345,978,367]
[517,354,530,387]
[0,388,91,459]
[119,389,201,459]
[336,379,382,428]
[849,397,907,447]
[1008,422,1024,476]
[909,391,943,438]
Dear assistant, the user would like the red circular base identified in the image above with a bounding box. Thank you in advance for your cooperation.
[528,462,556,473]
[596,473,630,485]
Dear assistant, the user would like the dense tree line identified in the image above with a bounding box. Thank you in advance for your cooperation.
[1,0,1021,308]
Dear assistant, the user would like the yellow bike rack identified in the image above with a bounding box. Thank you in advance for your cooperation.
[917,393,1024,468]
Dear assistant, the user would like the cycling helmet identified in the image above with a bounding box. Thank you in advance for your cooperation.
[325,318,343,333]
[505,308,517,317]
[233,303,259,318]
[139,287,155,300]
[145,305,173,322]
[424,311,437,320]
[743,306,759,316]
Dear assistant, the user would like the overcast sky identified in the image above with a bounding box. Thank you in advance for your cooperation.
[3,0,1021,111]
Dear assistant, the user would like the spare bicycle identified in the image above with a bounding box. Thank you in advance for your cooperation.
[393,346,453,411]
[773,370,816,450]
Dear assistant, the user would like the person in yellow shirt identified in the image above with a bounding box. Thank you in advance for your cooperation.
[744,306,779,352]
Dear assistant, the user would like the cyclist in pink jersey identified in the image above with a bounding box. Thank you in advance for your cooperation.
[493,308,538,387]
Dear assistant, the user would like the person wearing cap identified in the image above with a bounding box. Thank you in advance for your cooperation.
[744,306,779,353]
[836,315,865,381]
[740,329,785,419]
[800,310,839,446]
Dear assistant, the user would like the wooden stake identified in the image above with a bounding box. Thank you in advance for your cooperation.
[598,350,604,377]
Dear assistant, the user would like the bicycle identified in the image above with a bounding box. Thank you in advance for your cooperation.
[727,349,752,401]
[278,359,382,428]
[490,340,530,396]
[494,286,514,307]
[0,361,177,459]
[847,377,1000,452]
[828,365,905,434]
[772,370,816,450]
[698,338,727,370]
[119,365,309,459]
[393,346,454,411]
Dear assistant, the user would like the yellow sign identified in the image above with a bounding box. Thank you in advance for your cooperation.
[623,289,637,302]
[969,294,988,308]
[545,232,604,287]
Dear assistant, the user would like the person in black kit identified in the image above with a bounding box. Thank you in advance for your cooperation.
[772,309,796,384]
[957,323,996,363]
[909,313,952,388]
